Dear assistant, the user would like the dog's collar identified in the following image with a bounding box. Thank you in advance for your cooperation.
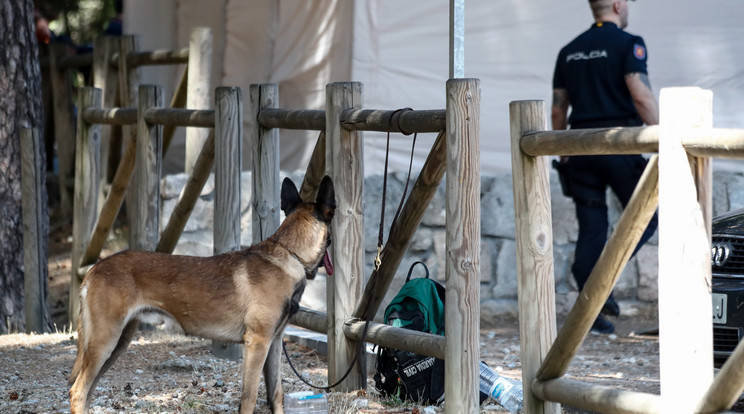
[271,239,318,279]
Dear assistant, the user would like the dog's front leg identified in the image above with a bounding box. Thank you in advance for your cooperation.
[240,332,272,414]
[263,334,284,413]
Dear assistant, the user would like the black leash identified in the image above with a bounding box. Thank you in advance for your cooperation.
[375,108,416,271]
[282,319,372,390]
[282,108,418,390]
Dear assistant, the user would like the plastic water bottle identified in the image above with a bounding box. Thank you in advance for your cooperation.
[479,361,523,413]
[284,391,329,414]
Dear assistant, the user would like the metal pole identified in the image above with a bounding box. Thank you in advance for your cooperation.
[449,0,465,78]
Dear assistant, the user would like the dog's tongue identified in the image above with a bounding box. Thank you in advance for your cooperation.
[323,251,334,276]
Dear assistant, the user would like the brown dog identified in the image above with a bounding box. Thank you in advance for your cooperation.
[69,176,336,414]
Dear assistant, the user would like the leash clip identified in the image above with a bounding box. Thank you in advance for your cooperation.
[374,245,382,271]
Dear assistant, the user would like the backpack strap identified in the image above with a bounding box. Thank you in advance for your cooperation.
[406,261,430,282]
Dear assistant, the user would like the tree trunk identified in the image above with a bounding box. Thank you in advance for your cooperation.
[0,0,49,333]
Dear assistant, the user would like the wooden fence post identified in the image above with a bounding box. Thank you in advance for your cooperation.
[49,42,76,220]
[249,84,280,241]
[93,36,122,203]
[118,35,140,240]
[325,82,365,390]
[244,82,283,381]
[185,27,213,174]
[211,87,244,360]
[69,87,102,327]
[509,100,560,414]
[21,127,49,333]
[657,87,713,412]
[131,85,162,251]
[444,79,481,414]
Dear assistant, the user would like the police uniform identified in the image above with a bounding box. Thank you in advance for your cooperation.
[552,22,658,304]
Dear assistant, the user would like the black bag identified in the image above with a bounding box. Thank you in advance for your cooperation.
[374,262,489,405]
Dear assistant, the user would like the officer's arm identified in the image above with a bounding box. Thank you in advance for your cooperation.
[625,73,659,126]
[551,88,570,130]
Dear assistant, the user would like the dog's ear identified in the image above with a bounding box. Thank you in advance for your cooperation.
[281,178,302,214]
[315,175,336,222]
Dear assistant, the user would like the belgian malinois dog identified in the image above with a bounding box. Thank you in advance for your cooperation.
[69,176,336,414]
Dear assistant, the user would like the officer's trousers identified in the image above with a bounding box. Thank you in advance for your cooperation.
[566,154,658,292]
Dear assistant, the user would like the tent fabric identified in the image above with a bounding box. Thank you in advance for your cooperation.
[125,0,744,176]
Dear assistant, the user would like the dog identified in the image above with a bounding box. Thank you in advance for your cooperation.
[69,176,336,414]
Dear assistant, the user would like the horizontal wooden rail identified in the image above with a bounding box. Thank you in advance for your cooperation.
[257,109,325,131]
[288,310,447,362]
[52,47,190,71]
[289,307,329,335]
[256,108,448,134]
[520,126,744,159]
[341,108,446,133]
[520,126,658,157]
[682,128,744,159]
[532,378,662,414]
[343,319,446,360]
[144,108,215,127]
[82,107,137,125]
[111,48,190,68]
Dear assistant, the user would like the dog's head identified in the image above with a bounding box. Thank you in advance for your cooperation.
[279,176,336,278]
[281,175,336,223]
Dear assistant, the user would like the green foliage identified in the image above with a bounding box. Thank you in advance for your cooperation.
[37,0,119,47]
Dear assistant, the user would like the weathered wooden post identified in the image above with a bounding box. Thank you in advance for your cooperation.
[248,83,282,393]
[70,87,102,327]
[93,36,121,201]
[117,35,140,238]
[657,87,713,412]
[49,42,76,220]
[210,87,244,360]
[509,100,560,414]
[444,78,481,413]
[185,27,213,174]
[325,82,365,390]
[214,88,243,253]
[250,84,280,242]
[131,85,163,251]
[21,127,49,333]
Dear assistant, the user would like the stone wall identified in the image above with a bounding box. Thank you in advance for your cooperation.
[160,169,744,324]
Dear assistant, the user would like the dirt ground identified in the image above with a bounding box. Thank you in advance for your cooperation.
[1,221,740,413]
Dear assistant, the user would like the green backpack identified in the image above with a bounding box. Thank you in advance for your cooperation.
[384,262,445,335]
[374,262,446,404]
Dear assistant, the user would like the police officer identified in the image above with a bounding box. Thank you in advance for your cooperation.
[552,0,659,334]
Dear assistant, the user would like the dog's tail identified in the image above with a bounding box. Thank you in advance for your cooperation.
[68,287,88,386]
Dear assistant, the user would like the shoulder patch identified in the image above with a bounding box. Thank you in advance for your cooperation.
[633,43,646,60]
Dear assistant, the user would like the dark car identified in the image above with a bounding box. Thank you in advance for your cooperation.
[711,208,744,366]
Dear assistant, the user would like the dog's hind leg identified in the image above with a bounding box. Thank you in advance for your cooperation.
[69,337,116,413]
[239,331,274,414]
[69,309,134,413]
[87,319,139,401]
[263,334,285,413]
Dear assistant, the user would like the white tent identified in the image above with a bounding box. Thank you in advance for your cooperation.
[124,0,744,175]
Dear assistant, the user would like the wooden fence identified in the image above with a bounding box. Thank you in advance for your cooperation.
[69,79,482,413]
[247,81,483,411]
[46,28,212,219]
[511,87,744,413]
[70,82,236,322]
